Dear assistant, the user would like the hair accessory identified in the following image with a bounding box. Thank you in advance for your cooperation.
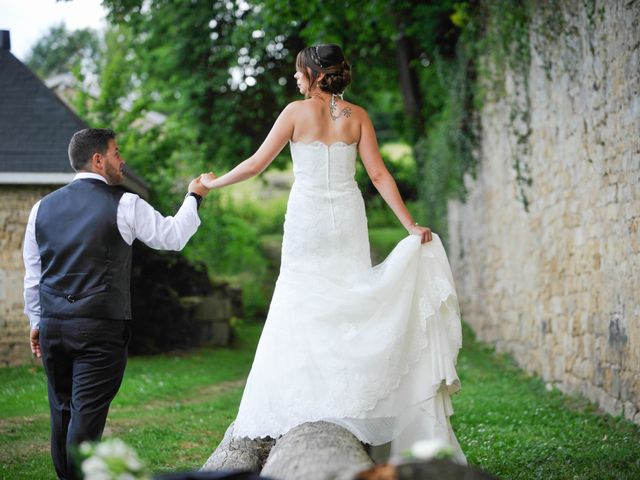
[311,46,325,68]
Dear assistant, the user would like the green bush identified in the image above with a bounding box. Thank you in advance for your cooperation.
[356,142,419,208]
[181,189,288,320]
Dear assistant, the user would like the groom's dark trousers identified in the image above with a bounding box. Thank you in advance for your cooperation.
[35,179,133,480]
[39,317,129,479]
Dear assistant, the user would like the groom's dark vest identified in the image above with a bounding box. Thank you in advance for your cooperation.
[35,178,132,320]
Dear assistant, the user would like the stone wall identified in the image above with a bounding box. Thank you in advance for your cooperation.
[0,186,55,366]
[447,1,640,423]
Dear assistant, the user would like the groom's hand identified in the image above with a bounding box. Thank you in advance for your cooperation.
[30,328,41,358]
[189,175,211,197]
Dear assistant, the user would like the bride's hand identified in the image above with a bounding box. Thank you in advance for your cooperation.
[200,172,217,189]
[408,224,433,243]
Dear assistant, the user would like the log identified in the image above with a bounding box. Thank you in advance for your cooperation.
[201,421,373,479]
[260,422,373,480]
[201,422,275,472]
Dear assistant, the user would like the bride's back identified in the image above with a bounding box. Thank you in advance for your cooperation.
[290,97,362,146]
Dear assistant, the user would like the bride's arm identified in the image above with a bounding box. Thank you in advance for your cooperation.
[201,103,297,189]
[358,111,432,243]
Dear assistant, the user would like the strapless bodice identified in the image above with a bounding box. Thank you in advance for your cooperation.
[289,141,358,192]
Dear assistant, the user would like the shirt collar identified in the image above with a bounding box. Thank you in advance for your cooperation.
[73,172,108,184]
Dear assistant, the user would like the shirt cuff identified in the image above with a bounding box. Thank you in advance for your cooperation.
[28,314,40,330]
[186,192,203,209]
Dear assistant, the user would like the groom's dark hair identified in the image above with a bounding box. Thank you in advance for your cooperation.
[68,128,116,171]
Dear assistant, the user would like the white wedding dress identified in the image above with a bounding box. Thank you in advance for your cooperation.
[233,141,465,461]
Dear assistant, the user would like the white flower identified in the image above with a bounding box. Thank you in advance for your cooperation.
[95,440,113,458]
[80,438,149,479]
[123,451,143,471]
[95,437,128,458]
[117,474,137,480]
[81,456,110,479]
[85,473,111,480]
[79,442,95,457]
[110,438,130,458]
[410,438,454,460]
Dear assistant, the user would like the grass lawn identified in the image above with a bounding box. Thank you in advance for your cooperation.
[454,324,640,479]
[2,312,639,479]
[0,321,262,479]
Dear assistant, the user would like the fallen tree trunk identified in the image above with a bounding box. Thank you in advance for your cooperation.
[201,421,373,479]
[261,422,373,480]
[201,422,275,472]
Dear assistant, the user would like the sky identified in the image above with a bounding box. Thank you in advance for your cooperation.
[0,0,107,61]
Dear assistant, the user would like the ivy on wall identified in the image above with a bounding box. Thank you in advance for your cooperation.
[471,0,535,212]
[420,0,554,217]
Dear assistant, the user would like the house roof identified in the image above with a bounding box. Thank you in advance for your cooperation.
[0,36,148,198]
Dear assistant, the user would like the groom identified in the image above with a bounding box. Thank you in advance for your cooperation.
[22,128,211,480]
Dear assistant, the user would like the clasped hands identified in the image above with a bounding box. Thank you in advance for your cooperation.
[188,172,217,197]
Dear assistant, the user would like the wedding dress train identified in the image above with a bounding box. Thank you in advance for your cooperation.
[232,141,465,461]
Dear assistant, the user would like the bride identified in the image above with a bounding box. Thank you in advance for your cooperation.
[201,44,465,462]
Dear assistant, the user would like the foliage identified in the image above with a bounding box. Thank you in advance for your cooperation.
[2,322,640,479]
[25,23,100,79]
[453,0,536,212]
[368,226,407,263]
[478,0,534,211]
[99,0,300,171]
[181,195,273,320]
[356,142,419,205]
[90,0,461,178]
[49,0,467,295]
[70,2,306,304]
[29,0,549,310]
[411,0,542,229]
[415,61,480,242]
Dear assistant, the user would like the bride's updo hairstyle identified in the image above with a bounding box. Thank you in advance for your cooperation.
[296,44,351,96]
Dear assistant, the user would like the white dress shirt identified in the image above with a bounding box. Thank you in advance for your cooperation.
[23,172,201,329]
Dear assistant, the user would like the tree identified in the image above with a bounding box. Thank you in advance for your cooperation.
[78,0,472,287]
[25,23,100,79]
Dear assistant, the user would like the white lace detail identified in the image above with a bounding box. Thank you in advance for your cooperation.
[289,140,358,148]
[232,142,465,460]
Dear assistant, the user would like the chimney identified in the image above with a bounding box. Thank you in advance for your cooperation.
[0,30,10,51]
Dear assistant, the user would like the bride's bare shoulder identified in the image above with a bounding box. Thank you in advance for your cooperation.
[281,99,316,116]
[282,100,306,112]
